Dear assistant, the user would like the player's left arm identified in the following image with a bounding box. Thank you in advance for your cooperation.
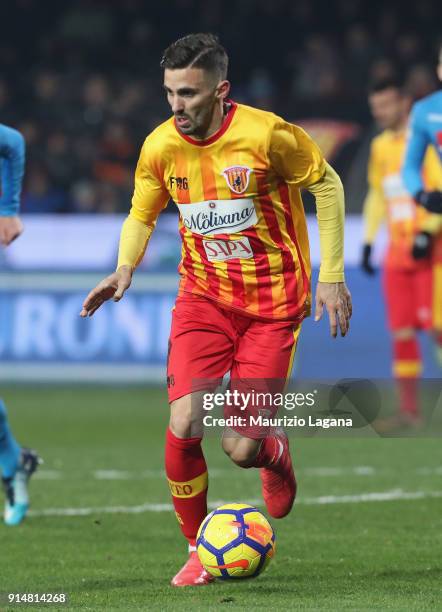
[0,124,25,246]
[307,163,352,337]
[412,145,442,258]
[269,122,351,337]
[360,138,386,273]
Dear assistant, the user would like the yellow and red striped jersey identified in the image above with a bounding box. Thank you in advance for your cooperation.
[365,129,442,270]
[129,101,328,321]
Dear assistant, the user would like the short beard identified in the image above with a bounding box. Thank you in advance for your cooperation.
[185,99,217,139]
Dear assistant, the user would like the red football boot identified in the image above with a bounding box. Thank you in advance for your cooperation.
[171,550,214,587]
[260,429,297,518]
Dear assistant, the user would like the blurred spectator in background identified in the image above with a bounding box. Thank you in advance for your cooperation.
[0,0,440,213]
[405,64,439,100]
[22,166,67,214]
[70,180,97,214]
[291,34,342,103]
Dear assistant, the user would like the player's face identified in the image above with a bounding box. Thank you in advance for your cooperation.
[368,88,407,131]
[437,49,442,82]
[164,67,229,139]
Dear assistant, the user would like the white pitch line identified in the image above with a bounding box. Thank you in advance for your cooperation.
[33,470,62,480]
[27,489,442,518]
[33,465,442,481]
[301,489,442,505]
[93,470,133,480]
[416,467,442,475]
[303,466,376,477]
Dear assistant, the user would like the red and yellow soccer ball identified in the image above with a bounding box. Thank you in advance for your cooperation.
[196,503,276,579]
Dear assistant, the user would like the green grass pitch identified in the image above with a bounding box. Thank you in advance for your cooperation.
[1,386,441,611]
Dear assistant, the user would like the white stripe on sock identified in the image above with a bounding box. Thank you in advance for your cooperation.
[273,438,284,465]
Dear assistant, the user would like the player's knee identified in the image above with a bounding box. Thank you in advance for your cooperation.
[393,327,415,340]
[222,438,257,468]
[169,411,193,438]
[169,396,203,438]
[228,449,255,468]
[221,436,235,458]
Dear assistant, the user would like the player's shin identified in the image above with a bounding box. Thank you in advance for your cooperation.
[393,337,422,418]
[165,428,208,546]
[0,399,21,479]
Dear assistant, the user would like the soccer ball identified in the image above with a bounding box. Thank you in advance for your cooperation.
[196,503,276,579]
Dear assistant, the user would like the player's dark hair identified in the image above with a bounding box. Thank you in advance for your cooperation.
[368,75,405,95]
[160,33,228,80]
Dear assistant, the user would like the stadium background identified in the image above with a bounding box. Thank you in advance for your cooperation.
[1,0,441,381]
[2,2,442,608]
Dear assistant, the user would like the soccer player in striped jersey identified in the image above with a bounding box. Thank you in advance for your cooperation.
[362,77,442,428]
[81,33,352,586]
[0,123,40,525]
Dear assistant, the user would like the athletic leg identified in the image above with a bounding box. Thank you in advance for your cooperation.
[0,399,40,526]
[165,295,235,586]
[222,318,300,518]
[0,398,21,479]
[383,266,423,425]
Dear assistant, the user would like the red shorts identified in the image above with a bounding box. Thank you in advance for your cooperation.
[433,263,442,330]
[383,265,432,331]
[167,294,300,436]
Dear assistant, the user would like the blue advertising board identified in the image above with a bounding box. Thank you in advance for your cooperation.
[1,215,438,382]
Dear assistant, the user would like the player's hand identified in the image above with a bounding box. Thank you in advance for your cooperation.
[315,281,352,338]
[0,216,24,246]
[412,231,432,260]
[80,265,133,317]
[361,243,376,275]
[415,190,442,214]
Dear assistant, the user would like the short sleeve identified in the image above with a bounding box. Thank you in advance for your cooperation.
[268,120,326,188]
[130,138,170,226]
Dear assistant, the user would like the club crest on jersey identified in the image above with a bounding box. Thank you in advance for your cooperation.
[221,165,253,194]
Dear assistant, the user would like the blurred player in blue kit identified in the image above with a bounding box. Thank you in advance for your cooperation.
[402,42,442,363]
[402,42,442,214]
[0,123,39,525]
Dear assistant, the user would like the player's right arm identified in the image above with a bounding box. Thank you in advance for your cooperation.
[361,139,386,274]
[80,137,170,317]
[0,123,25,246]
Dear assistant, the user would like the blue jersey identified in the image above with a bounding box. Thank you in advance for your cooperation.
[0,123,26,216]
[402,90,442,197]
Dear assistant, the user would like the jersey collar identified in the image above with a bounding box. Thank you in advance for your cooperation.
[174,100,237,146]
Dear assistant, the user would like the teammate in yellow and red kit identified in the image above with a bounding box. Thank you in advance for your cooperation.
[81,34,352,586]
[361,76,442,427]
